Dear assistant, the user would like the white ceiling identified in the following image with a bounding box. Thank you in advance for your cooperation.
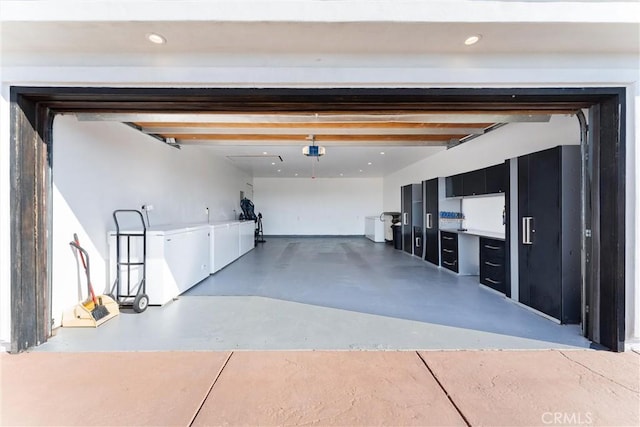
[198,144,446,179]
[2,20,638,66]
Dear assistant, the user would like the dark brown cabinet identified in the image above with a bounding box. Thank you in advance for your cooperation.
[517,146,580,324]
[445,174,463,198]
[462,169,485,196]
[401,183,423,256]
[485,163,507,194]
[480,237,506,293]
[423,178,439,265]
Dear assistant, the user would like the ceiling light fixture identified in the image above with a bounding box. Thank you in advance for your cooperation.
[271,162,276,165]
[263,151,268,155]
[277,169,281,172]
[303,134,325,157]
[359,169,363,173]
[147,33,167,44]
[367,162,372,165]
[340,173,344,177]
[464,35,481,46]
[380,152,385,155]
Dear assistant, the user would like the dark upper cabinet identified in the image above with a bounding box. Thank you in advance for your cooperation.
[462,169,486,196]
[517,146,580,324]
[423,178,439,266]
[445,163,506,197]
[445,174,463,197]
[485,163,507,194]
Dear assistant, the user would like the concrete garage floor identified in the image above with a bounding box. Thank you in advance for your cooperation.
[40,237,591,352]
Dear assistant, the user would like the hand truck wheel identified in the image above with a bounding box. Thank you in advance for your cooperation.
[133,293,149,313]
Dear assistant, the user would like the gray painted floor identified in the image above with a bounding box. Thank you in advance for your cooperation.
[38,237,591,351]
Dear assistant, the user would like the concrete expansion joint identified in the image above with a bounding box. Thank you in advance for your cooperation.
[189,351,234,426]
[415,351,472,427]
[557,351,640,395]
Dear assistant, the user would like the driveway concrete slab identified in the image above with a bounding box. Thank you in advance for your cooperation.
[559,349,640,393]
[193,351,466,426]
[0,351,230,426]
[420,350,640,427]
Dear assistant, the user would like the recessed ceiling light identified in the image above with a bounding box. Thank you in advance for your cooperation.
[263,151,268,155]
[359,169,363,173]
[271,162,276,165]
[340,173,344,176]
[464,35,481,46]
[277,169,281,172]
[294,173,298,176]
[367,162,372,165]
[380,151,385,155]
[147,33,167,44]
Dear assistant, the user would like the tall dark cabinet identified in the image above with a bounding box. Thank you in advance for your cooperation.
[517,145,580,324]
[423,178,439,265]
[401,183,422,256]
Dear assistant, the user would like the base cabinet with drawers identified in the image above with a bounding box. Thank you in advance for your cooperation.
[479,237,506,294]
[440,231,459,273]
[440,230,480,275]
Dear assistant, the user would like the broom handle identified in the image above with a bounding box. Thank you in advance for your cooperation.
[72,234,97,304]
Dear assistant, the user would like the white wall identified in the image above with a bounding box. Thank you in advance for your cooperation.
[253,177,382,235]
[383,115,581,212]
[462,196,506,233]
[50,115,251,327]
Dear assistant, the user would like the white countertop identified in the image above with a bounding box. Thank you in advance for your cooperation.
[111,220,255,235]
[440,228,506,241]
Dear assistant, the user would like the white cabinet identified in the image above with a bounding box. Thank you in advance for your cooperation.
[365,216,385,242]
[210,222,239,273]
[109,224,210,306]
[239,221,255,256]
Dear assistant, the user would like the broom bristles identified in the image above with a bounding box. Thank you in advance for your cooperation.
[91,304,110,321]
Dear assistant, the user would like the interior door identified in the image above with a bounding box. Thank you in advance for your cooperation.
[425,178,439,265]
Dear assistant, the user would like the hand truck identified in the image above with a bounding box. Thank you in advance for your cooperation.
[111,209,149,313]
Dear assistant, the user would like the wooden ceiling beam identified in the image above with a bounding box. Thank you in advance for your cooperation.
[133,121,494,129]
[161,133,465,142]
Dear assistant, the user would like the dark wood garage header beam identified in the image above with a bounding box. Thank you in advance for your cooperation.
[8,86,626,352]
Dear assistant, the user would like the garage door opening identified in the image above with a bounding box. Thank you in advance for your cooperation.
[9,87,625,352]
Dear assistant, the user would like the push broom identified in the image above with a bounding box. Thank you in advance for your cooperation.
[71,234,110,321]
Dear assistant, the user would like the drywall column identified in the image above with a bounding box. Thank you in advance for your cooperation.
[0,83,10,347]
[627,83,640,349]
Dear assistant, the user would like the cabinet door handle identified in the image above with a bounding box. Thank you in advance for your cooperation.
[426,213,433,229]
[443,248,454,253]
[443,260,456,266]
[485,261,501,267]
[416,237,421,247]
[484,244,500,250]
[442,236,454,241]
[522,217,533,245]
[403,212,408,225]
[484,278,501,285]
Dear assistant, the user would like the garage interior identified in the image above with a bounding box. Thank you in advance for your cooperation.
[8,87,625,353]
